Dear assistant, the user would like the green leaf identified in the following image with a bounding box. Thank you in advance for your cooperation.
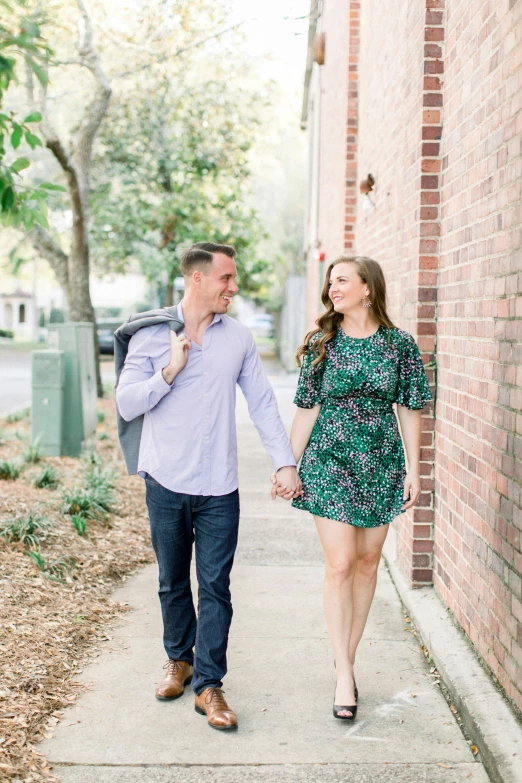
[33,210,49,228]
[23,112,42,124]
[20,21,41,38]
[25,131,42,150]
[37,181,66,191]
[11,124,22,149]
[11,157,30,174]
[1,186,15,211]
[27,59,48,87]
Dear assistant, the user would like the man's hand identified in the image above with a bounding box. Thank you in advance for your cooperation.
[270,467,303,501]
[162,331,192,385]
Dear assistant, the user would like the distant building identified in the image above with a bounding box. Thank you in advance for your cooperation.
[0,289,36,340]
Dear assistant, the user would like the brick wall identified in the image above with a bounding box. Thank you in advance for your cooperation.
[434,0,522,714]
[355,0,438,586]
[303,0,522,713]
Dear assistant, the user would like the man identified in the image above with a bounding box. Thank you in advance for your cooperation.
[116,242,300,731]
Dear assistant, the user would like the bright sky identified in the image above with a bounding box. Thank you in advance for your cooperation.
[229,0,310,90]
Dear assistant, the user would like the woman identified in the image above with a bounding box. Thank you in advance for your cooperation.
[274,255,432,720]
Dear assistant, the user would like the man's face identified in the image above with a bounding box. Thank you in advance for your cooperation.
[197,253,239,314]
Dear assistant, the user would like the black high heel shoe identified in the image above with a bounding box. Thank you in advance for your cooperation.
[333,677,358,721]
[333,661,359,703]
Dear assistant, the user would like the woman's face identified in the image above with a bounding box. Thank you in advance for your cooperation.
[328,262,370,314]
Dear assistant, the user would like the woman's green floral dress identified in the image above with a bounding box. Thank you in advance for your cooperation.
[291,326,432,527]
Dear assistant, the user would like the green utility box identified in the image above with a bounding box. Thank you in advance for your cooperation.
[48,322,97,456]
[32,350,65,456]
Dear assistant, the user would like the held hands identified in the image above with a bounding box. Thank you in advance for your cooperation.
[402,472,421,510]
[270,466,303,502]
[162,331,192,385]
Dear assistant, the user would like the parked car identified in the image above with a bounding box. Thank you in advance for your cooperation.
[245,314,275,339]
[97,319,122,355]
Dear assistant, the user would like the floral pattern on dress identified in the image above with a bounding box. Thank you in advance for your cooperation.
[292,326,432,528]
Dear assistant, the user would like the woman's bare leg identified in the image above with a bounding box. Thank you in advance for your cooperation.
[348,524,390,665]
[314,515,358,716]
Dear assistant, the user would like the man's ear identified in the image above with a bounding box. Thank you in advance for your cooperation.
[192,270,202,286]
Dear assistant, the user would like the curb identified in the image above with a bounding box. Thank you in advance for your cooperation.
[383,535,522,783]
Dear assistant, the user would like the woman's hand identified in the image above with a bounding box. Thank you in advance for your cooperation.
[270,470,303,501]
[402,472,421,510]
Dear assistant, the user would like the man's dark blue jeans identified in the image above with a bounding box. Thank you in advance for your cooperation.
[144,473,240,695]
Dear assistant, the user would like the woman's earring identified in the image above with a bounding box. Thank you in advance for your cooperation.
[361,296,372,308]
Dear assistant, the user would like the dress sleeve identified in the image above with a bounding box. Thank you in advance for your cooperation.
[395,332,433,410]
[294,337,325,409]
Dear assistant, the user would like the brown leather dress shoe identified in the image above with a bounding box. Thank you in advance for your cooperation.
[194,687,238,730]
[155,660,193,700]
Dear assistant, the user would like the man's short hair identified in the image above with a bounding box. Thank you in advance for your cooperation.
[181,242,236,276]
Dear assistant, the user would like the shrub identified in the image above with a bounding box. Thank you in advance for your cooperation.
[0,513,53,548]
[0,328,14,339]
[34,465,59,489]
[0,459,22,480]
[97,410,106,424]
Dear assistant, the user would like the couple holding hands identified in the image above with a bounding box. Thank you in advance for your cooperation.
[116,242,431,731]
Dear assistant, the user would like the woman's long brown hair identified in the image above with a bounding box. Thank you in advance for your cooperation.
[296,255,397,366]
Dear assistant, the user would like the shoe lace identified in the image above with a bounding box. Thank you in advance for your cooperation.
[205,687,227,708]
[164,660,181,676]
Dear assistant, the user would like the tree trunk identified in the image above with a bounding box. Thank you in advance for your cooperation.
[165,280,174,307]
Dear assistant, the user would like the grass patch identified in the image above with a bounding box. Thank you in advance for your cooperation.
[25,549,70,583]
[0,513,53,548]
[97,410,106,424]
[71,514,88,536]
[34,465,59,489]
[62,454,116,524]
[23,439,41,464]
[6,408,30,423]
[0,458,22,480]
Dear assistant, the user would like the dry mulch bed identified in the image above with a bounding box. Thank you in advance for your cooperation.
[0,394,154,782]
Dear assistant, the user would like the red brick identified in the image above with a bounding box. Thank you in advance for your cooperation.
[423,92,443,107]
[425,27,444,41]
[425,44,442,57]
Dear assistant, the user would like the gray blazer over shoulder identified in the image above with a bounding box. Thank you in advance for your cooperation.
[114,307,184,474]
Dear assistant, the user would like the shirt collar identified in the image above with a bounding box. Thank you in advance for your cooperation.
[177,301,222,327]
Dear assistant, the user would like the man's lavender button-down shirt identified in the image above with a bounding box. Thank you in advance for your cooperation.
[116,303,296,496]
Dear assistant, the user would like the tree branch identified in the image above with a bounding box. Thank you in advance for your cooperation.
[73,0,112,185]
[27,224,70,292]
[114,19,255,80]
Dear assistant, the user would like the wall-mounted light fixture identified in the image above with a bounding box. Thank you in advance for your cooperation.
[359,173,375,195]
[314,32,326,65]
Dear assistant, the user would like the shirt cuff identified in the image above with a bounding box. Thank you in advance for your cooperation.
[148,368,174,395]
[272,451,297,472]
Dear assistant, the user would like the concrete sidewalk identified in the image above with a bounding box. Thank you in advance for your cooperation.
[42,371,490,783]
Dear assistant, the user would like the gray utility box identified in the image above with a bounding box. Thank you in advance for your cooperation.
[32,350,65,456]
[48,322,97,456]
